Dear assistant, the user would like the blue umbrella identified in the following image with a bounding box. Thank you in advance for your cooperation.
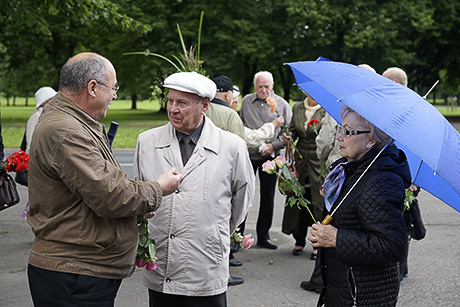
[286,60,460,214]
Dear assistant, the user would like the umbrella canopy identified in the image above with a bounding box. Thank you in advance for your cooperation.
[286,60,460,213]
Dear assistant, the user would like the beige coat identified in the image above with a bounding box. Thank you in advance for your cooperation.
[133,117,254,296]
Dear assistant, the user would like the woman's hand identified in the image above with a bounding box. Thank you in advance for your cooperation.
[282,132,291,145]
[308,222,338,248]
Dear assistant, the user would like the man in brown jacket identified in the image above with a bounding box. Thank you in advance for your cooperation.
[26,52,181,306]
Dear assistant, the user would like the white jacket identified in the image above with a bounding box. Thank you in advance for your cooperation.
[133,117,254,296]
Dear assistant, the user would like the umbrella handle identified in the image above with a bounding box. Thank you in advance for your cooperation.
[321,214,333,225]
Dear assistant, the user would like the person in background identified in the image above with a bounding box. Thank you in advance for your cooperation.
[231,85,240,111]
[383,66,421,282]
[25,87,57,152]
[240,71,292,249]
[134,71,254,307]
[27,52,181,307]
[308,105,411,306]
[382,67,407,87]
[282,93,326,258]
[208,75,245,140]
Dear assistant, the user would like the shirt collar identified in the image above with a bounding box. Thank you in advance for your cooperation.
[176,117,205,145]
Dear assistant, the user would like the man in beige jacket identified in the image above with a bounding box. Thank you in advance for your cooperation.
[134,72,255,306]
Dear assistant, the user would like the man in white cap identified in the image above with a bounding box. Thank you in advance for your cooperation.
[133,71,255,306]
[24,87,57,151]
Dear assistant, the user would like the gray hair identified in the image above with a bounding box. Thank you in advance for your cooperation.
[59,53,109,94]
[382,67,408,87]
[253,71,274,85]
[340,105,392,150]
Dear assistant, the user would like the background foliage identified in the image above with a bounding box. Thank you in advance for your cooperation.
[1,0,459,106]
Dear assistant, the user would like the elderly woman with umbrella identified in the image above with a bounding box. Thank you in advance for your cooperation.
[308,105,411,307]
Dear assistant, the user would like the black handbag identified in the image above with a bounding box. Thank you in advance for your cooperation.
[15,170,28,186]
[15,131,29,186]
[0,173,20,211]
[405,199,426,240]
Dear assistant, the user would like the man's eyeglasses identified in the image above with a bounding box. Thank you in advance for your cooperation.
[337,126,370,138]
[84,81,119,94]
[98,82,119,94]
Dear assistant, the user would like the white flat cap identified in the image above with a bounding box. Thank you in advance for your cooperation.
[35,87,57,108]
[163,72,216,100]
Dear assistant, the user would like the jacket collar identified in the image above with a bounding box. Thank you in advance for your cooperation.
[211,97,230,108]
[48,93,106,134]
[155,116,220,156]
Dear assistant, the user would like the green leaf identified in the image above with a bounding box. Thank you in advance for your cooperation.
[139,235,148,247]
[148,242,157,260]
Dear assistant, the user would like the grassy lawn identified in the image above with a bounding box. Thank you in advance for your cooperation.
[1,96,459,149]
[0,98,169,149]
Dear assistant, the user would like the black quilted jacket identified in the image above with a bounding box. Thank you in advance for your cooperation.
[318,144,411,307]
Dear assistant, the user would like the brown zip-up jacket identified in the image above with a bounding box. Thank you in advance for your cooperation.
[27,93,162,279]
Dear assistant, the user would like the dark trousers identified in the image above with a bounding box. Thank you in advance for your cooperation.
[310,248,323,287]
[27,264,122,307]
[149,289,227,307]
[250,159,278,241]
[293,204,311,247]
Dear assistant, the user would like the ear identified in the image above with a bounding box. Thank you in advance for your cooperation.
[226,91,232,101]
[86,80,98,98]
[201,98,210,113]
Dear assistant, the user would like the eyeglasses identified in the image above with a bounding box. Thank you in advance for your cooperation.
[84,81,119,94]
[337,126,371,138]
[98,82,119,94]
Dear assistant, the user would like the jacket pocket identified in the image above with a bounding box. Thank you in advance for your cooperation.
[205,224,223,265]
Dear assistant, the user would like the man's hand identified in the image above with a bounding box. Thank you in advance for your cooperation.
[156,168,182,196]
[260,143,274,156]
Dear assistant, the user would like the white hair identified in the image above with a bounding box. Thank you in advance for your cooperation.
[253,71,274,85]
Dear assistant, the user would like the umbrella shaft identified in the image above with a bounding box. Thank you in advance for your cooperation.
[322,215,333,225]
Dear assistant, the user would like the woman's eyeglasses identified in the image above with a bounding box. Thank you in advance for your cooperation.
[337,126,370,138]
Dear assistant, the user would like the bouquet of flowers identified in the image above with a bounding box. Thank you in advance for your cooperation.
[262,155,316,223]
[135,216,158,271]
[1,150,29,173]
[231,228,254,250]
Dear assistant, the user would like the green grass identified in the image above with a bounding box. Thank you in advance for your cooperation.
[2,96,459,149]
[1,97,169,149]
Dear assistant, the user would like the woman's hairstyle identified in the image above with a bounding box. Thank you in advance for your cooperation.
[59,53,109,94]
[340,105,392,150]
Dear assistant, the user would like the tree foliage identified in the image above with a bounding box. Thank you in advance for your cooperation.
[0,0,459,106]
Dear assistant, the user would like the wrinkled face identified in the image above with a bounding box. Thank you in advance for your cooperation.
[255,75,273,100]
[93,65,118,120]
[337,112,374,162]
[167,89,209,135]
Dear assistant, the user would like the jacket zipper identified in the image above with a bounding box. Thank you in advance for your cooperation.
[347,266,358,307]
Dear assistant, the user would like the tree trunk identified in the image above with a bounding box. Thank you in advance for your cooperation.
[278,65,292,102]
[131,94,137,110]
